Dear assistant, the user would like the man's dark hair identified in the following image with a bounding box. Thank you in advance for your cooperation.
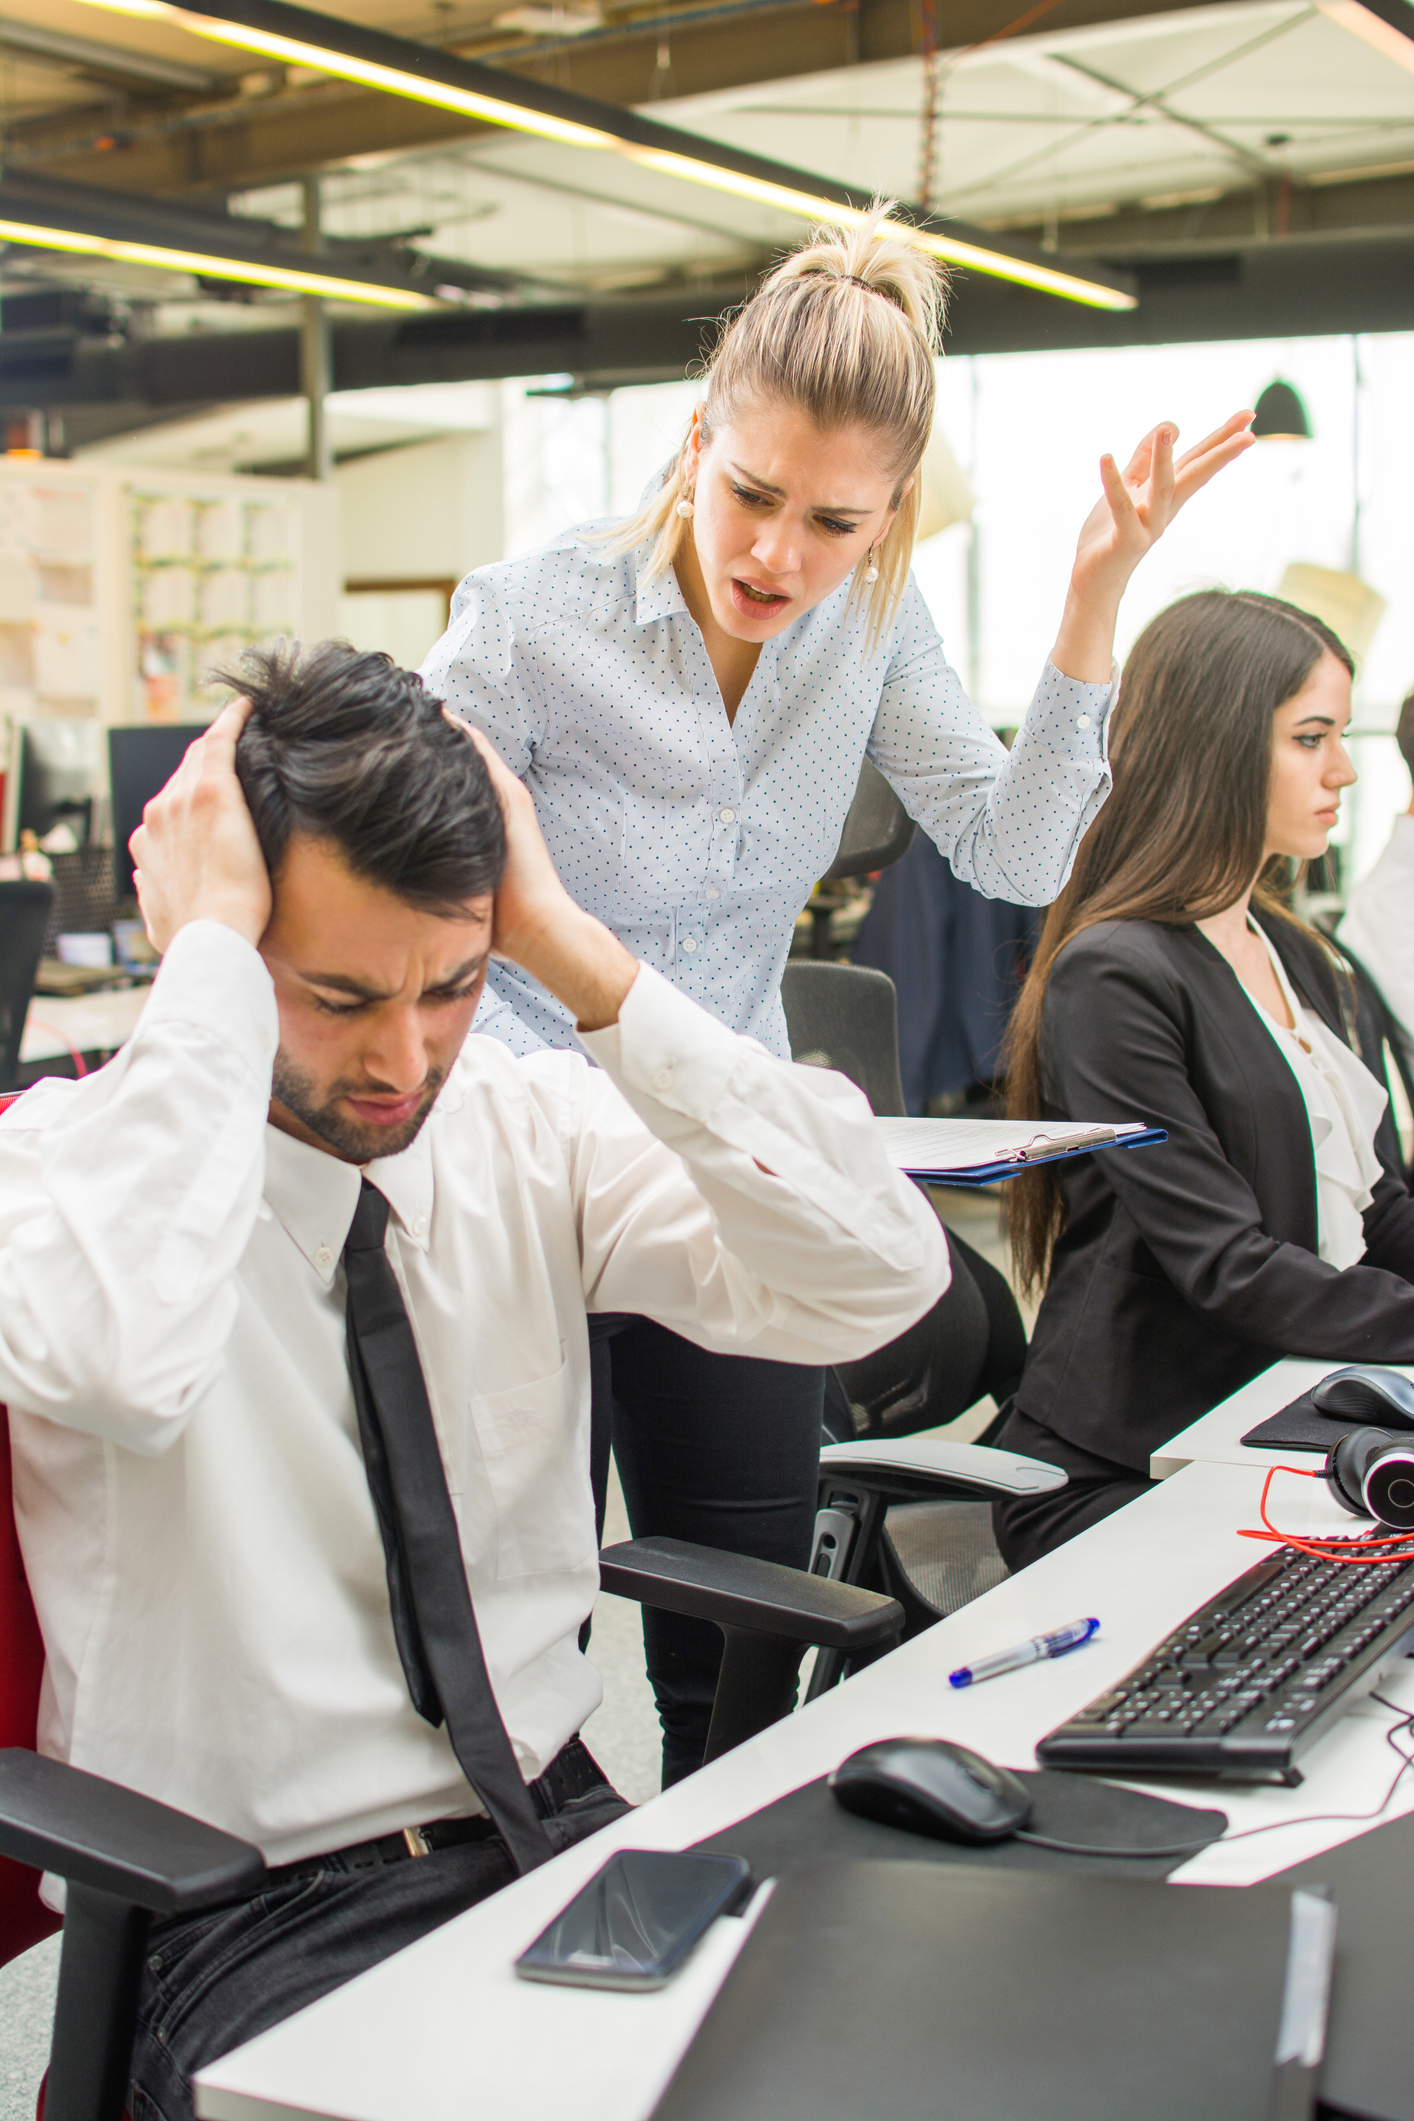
[1397,688,1414,783]
[220,639,505,911]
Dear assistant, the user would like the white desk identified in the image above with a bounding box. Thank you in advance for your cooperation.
[195,1458,1414,2121]
[1152,1357,1414,1480]
[19,987,147,1066]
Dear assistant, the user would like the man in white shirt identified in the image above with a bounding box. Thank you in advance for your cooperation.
[0,642,947,2117]
[1339,688,1414,1059]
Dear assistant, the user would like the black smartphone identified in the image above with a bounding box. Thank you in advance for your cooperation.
[514,1847,753,1991]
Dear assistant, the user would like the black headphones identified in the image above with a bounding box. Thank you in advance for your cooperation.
[1325,1426,1414,1530]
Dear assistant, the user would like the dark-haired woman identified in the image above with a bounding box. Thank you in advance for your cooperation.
[992,590,1414,1572]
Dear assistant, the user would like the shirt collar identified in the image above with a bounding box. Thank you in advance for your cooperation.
[262,1115,436,1286]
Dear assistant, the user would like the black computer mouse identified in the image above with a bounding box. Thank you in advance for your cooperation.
[828,1737,1034,1845]
[1312,1366,1414,1431]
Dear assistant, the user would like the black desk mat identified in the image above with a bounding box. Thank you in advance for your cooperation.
[692,1767,1226,1882]
[1273,1810,1414,2121]
[1244,1388,1354,1454]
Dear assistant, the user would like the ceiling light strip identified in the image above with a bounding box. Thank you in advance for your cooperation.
[0,216,437,306]
[1315,0,1414,74]
[68,0,1136,311]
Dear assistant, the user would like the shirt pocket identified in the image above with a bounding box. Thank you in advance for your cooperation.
[621,788,714,913]
[468,1350,595,1581]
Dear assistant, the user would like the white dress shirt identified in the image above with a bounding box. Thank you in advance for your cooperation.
[1338,813,1414,1059]
[421,527,1114,1059]
[1,923,946,1866]
[1245,924,1387,1269]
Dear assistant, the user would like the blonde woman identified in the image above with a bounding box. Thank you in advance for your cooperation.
[422,208,1252,1783]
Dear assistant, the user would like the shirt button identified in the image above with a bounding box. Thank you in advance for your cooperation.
[652,1067,674,1090]
[681,936,698,953]
[1076,714,1092,730]
[413,1215,427,1237]
[705,887,719,900]
[718,806,736,824]
[314,1243,333,1270]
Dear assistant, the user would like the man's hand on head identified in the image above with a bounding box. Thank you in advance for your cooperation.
[130,697,273,953]
[459,721,638,1033]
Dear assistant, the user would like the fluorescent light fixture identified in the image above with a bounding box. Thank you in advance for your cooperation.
[626,153,1137,309]
[66,0,1137,312]
[1316,0,1414,73]
[0,214,437,306]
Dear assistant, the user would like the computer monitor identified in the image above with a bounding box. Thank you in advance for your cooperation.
[108,725,208,902]
[2,719,107,854]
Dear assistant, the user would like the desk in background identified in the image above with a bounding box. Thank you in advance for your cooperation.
[194,1458,1414,2121]
[1152,1356,1414,1480]
[18,988,147,1075]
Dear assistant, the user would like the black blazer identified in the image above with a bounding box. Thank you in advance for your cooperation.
[1017,912,1414,1472]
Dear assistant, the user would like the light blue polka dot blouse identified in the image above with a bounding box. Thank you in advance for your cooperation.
[421,521,1114,1061]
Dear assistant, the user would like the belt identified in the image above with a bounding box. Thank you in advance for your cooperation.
[269,1737,612,1884]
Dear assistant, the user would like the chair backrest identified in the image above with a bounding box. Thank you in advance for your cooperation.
[0,1090,58,1966]
[821,760,915,883]
[0,1400,59,1968]
[0,880,55,1092]
[780,960,906,1118]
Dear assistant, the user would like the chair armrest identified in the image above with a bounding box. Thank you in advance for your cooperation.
[819,1438,1068,1504]
[599,1536,902,1654]
[0,1749,265,1915]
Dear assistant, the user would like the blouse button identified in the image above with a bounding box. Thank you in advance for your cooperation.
[705,887,719,900]
[681,936,699,954]
[652,1067,674,1090]
[1076,714,1092,730]
[314,1243,333,1270]
[718,806,736,824]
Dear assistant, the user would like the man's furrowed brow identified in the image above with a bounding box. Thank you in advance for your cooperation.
[425,954,488,994]
[300,954,487,1001]
[301,970,394,1000]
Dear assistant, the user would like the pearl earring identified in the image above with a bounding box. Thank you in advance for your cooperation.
[676,493,695,520]
[864,547,879,584]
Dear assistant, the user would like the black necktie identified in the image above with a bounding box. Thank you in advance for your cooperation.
[342,1179,552,1873]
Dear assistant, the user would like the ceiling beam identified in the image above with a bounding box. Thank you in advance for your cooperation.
[1004,167,1414,254]
[2,0,1232,198]
[8,219,1413,436]
[0,14,216,90]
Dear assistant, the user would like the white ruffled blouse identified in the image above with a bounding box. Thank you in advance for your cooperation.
[1242,923,1387,1270]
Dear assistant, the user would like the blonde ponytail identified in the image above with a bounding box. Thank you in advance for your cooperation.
[610,201,947,647]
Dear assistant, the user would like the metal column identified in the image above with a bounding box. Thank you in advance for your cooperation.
[300,176,331,482]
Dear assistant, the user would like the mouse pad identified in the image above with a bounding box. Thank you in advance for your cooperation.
[1243,1389,1358,1454]
[691,1769,1227,1882]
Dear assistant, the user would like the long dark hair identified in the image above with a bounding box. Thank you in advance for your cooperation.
[1005,589,1354,1293]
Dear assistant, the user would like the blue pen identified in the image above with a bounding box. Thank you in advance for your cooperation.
[949,1616,1099,1689]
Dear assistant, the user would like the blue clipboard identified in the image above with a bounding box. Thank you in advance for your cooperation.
[906,1127,1168,1188]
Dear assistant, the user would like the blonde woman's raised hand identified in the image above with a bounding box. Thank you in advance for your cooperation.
[1052,411,1254,683]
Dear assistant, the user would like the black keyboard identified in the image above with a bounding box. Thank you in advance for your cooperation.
[1038,1535,1414,1784]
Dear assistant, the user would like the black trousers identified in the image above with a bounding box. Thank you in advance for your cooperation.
[589,1315,825,1787]
[591,1228,1023,1788]
[990,1404,1155,1572]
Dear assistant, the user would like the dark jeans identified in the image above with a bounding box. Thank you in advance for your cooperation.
[129,1747,628,2121]
[990,1405,1154,1572]
[590,1316,825,1788]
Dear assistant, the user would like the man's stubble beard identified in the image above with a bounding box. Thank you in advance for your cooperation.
[271,1051,447,1164]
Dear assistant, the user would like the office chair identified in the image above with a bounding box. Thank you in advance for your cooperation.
[0,882,55,1091]
[780,959,1062,1694]
[804,759,916,958]
[0,1087,904,2118]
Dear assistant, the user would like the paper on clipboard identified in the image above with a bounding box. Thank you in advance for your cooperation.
[876,1116,1155,1178]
